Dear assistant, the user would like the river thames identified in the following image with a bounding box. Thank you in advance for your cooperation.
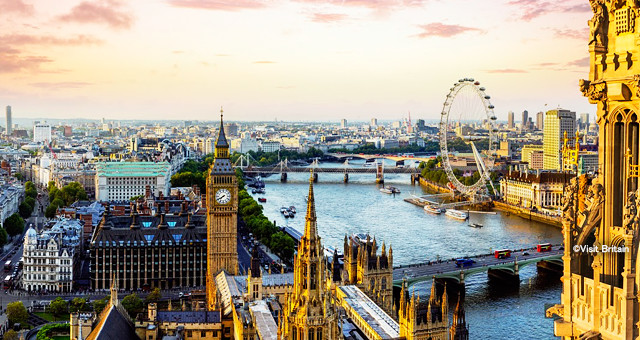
[251,162,563,339]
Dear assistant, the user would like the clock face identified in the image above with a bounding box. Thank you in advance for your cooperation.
[215,189,231,205]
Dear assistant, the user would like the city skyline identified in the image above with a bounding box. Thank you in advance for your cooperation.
[1,0,593,121]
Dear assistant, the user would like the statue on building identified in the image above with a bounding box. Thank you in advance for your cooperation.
[624,190,638,230]
[589,0,607,47]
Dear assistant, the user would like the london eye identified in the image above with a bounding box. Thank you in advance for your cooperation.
[439,78,498,197]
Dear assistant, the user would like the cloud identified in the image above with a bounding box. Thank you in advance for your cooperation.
[57,0,134,29]
[0,54,52,73]
[0,0,34,16]
[415,23,482,38]
[553,28,588,40]
[566,57,589,67]
[486,69,528,73]
[29,82,93,89]
[0,34,102,46]
[253,60,276,64]
[508,0,590,21]
[310,13,348,23]
[295,0,428,10]
[167,0,267,11]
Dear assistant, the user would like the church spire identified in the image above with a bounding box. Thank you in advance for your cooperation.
[304,169,317,239]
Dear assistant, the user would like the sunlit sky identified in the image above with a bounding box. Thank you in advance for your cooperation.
[0,0,594,122]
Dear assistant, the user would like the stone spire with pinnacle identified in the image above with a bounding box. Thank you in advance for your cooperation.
[304,169,317,238]
[450,292,469,340]
[215,107,229,149]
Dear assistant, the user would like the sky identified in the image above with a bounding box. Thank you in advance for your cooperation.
[0,0,595,122]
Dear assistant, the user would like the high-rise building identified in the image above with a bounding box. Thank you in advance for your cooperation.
[33,123,52,143]
[205,109,238,311]
[580,112,590,129]
[371,118,378,126]
[536,111,544,130]
[5,106,12,136]
[341,118,347,129]
[521,110,529,130]
[542,109,575,170]
[507,111,514,129]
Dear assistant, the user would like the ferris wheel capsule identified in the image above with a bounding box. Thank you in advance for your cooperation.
[488,105,495,109]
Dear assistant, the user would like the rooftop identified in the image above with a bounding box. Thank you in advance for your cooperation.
[339,285,399,339]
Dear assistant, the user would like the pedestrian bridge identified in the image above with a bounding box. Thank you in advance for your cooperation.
[392,246,563,287]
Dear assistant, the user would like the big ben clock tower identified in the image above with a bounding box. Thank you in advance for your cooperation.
[206,108,238,311]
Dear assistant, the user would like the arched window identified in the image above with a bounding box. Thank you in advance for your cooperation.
[317,328,322,340]
[310,264,317,289]
[292,327,297,340]
[302,266,308,289]
[370,278,375,290]
[381,277,387,290]
[308,328,314,340]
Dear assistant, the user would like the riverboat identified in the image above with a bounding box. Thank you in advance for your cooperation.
[445,209,468,221]
[424,205,443,214]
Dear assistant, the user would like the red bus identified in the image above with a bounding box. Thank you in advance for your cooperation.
[537,243,552,252]
[494,249,512,259]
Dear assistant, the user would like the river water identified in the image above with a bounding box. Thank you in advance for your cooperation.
[250,160,563,339]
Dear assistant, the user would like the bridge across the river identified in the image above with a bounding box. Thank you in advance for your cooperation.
[392,246,563,287]
[238,158,420,183]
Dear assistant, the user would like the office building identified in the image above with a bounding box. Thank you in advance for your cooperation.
[33,123,52,143]
[536,111,544,130]
[507,111,514,129]
[5,106,11,136]
[521,110,529,130]
[543,109,576,170]
[95,162,171,201]
[341,118,348,129]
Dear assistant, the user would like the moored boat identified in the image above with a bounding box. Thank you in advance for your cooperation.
[445,209,468,221]
[258,198,267,203]
[424,205,442,214]
[468,223,483,228]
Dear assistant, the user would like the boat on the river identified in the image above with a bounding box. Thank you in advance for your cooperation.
[289,206,296,214]
[424,205,443,214]
[258,198,267,203]
[445,209,468,221]
[380,186,401,194]
[468,223,483,228]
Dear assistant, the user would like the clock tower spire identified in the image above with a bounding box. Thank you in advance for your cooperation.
[206,107,238,311]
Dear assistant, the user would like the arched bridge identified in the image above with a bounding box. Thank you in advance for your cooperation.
[236,158,420,184]
[392,246,563,287]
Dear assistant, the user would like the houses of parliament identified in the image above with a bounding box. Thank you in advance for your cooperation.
[71,112,469,340]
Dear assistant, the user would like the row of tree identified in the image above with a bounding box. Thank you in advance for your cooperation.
[236,169,295,262]
[418,157,499,193]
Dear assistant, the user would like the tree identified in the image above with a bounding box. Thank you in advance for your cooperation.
[45,204,58,219]
[3,329,18,340]
[13,173,23,181]
[93,297,109,314]
[19,201,33,219]
[3,213,23,237]
[70,297,87,313]
[6,301,28,326]
[49,297,68,317]
[24,196,36,209]
[0,228,8,248]
[145,288,162,303]
[121,293,143,318]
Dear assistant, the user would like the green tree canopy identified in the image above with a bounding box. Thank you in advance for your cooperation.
[3,329,18,340]
[146,288,162,303]
[19,201,33,219]
[121,294,143,318]
[49,297,68,316]
[4,213,24,237]
[6,301,28,326]
[69,297,87,313]
[93,297,109,315]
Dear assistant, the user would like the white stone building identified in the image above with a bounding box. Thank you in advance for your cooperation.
[0,183,23,226]
[22,218,82,292]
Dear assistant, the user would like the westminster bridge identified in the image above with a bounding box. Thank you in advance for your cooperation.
[391,245,563,287]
